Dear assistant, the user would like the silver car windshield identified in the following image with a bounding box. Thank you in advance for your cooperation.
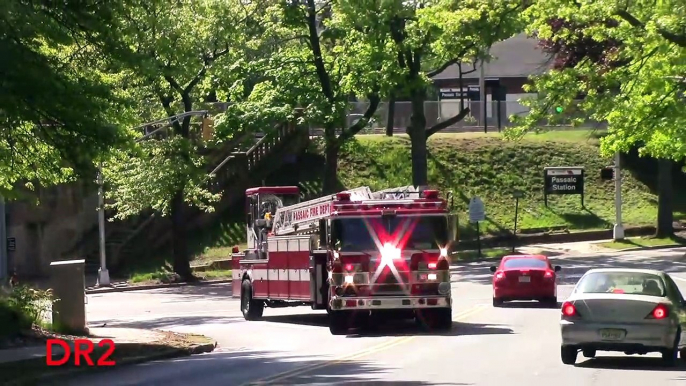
[575,272,666,296]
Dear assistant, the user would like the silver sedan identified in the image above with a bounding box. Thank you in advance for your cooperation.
[560,268,686,366]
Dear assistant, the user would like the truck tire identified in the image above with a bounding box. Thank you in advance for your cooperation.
[416,308,452,331]
[329,311,349,335]
[241,280,264,321]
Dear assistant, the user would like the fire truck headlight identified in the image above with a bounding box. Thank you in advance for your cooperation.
[344,275,354,284]
[380,242,401,264]
[428,273,437,281]
[440,248,448,257]
[438,282,450,295]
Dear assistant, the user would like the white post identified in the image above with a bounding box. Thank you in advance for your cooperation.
[479,60,486,132]
[613,152,625,240]
[97,164,110,286]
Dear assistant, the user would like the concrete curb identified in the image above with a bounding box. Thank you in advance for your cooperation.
[85,279,232,294]
[6,342,217,386]
[598,244,686,253]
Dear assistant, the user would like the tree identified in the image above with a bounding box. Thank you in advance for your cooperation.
[511,2,686,237]
[380,0,526,186]
[0,1,132,196]
[101,0,267,280]
[245,0,397,194]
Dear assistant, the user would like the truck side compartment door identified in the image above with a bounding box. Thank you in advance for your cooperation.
[310,250,329,309]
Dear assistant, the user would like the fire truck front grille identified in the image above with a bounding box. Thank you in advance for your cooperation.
[370,269,411,295]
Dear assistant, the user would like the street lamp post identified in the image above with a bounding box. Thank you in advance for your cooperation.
[613,152,625,240]
[97,164,110,286]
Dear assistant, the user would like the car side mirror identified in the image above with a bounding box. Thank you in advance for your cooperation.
[490,266,497,273]
[554,266,561,272]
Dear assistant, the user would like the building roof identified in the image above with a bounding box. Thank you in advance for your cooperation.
[432,33,553,80]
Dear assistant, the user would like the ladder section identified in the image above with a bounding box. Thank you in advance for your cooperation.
[371,185,421,199]
[272,186,373,236]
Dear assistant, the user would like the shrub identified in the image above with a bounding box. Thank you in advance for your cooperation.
[0,285,54,339]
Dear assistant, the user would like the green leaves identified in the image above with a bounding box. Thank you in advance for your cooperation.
[511,0,686,162]
[103,137,221,219]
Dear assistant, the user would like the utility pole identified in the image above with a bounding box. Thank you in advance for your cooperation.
[97,164,110,286]
[613,152,625,240]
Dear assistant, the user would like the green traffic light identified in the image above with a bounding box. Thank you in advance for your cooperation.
[555,106,563,113]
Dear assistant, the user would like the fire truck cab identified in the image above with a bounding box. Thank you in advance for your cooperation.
[232,185,457,334]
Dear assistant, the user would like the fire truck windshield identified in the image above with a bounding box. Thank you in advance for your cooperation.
[331,216,448,252]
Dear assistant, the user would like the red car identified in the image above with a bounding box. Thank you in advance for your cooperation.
[490,254,561,307]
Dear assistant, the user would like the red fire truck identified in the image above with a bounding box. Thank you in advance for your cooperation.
[231,185,457,334]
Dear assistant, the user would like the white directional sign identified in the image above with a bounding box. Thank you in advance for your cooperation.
[468,197,485,223]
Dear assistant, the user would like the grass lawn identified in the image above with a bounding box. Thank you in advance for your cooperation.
[598,234,686,250]
[452,247,512,261]
[337,130,686,240]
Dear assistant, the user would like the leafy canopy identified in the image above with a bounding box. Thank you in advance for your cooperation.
[509,0,686,161]
[101,0,268,219]
[0,1,132,195]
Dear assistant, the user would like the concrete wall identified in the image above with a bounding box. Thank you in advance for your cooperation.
[6,183,98,277]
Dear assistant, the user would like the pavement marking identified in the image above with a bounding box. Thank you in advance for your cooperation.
[243,304,488,385]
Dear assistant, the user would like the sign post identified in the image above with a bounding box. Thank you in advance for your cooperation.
[469,197,486,258]
[512,190,524,253]
[543,167,585,207]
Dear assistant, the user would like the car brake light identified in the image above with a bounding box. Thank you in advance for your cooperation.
[494,272,505,281]
[544,271,554,279]
[428,262,437,269]
[561,301,578,317]
[646,304,669,319]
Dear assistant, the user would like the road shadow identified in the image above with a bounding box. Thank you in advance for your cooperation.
[575,356,686,371]
[64,348,473,385]
[142,282,233,302]
[87,316,243,330]
[451,251,686,285]
[261,314,514,338]
[495,301,562,309]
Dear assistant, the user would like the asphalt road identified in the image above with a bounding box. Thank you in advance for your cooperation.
[66,247,686,385]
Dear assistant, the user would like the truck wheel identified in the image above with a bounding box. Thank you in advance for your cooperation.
[329,311,349,335]
[241,280,264,321]
[416,308,452,331]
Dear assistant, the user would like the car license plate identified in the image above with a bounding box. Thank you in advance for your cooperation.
[519,276,531,283]
[599,329,625,341]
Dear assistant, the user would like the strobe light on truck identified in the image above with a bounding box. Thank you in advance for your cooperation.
[232,185,458,335]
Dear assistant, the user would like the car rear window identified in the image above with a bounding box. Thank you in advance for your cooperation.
[575,272,666,296]
[503,258,548,269]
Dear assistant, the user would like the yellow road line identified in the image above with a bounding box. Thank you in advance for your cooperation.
[244,304,488,385]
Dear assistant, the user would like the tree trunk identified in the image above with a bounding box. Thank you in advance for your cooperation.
[409,93,428,187]
[386,93,395,137]
[655,158,674,238]
[322,140,340,195]
[171,188,193,281]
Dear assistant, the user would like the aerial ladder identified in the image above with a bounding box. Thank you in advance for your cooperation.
[270,186,374,236]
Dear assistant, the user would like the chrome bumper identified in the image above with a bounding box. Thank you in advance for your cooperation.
[560,320,676,348]
[330,295,452,311]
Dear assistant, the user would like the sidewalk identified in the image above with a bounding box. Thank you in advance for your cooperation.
[0,327,163,364]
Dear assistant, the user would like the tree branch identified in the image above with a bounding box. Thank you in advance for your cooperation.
[336,93,381,145]
[305,0,335,103]
[425,108,470,138]
[616,10,686,47]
